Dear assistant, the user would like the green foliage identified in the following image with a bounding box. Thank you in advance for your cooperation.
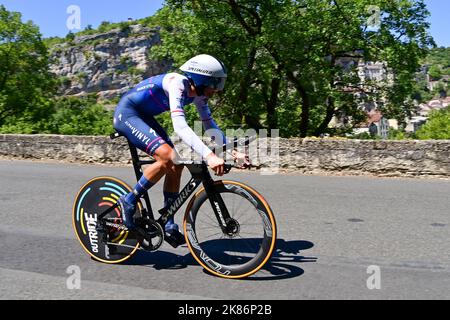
[1,2,444,140]
[42,15,163,53]
[424,47,450,72]
[136,14,164,28]
[415,107,450,140]
[120,55,132,65]
[0,96,114,135]
[92,20,132,35]
[47,15,162,44]
[66,31,75,43]
[118,22,131,33]
[350,132,382,140]
[97,21,112,33]
[0,5,56,126]
[388,129,407,140]
[428,65,443,80]
[127,66,145,76]
[58,76,72,87]
[50,97,113,135]
[0,98,55,134]
[413,47,450,102]
[151,0,434,137]
[75,72,88,81]
[43,36,66,47]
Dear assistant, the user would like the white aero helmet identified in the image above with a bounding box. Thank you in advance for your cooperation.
[180,54,227,94]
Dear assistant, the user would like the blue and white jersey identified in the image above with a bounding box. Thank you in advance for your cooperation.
[121,73,226,158]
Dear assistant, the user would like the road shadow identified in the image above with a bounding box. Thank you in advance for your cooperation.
[242,239,317,281]
[125,238,316,280]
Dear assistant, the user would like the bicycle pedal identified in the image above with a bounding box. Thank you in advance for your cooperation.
[165,231,186,248]
[107,244,118,255]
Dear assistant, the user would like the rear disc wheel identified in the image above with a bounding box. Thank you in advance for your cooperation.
[72,176,142,264]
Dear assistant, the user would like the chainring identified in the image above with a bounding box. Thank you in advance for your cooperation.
[136,218,164,252]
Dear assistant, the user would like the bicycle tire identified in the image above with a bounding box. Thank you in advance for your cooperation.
[72,176,141,264]
[183,180,277,279]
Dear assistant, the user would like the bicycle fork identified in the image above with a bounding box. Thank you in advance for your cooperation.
[201,167,237,236]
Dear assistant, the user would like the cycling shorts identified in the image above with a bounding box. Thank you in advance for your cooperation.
[113,96,174,156]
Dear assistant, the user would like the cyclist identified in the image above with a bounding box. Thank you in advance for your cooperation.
[113,54,249,246]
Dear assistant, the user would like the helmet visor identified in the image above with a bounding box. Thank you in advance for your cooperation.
[209,77,226,91]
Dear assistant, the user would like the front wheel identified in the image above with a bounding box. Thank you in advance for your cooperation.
[183,181,277,279]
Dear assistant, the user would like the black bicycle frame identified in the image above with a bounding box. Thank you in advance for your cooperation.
[102,132,233,231]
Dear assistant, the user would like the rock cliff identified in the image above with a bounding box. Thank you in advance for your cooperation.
[49,24,169,101]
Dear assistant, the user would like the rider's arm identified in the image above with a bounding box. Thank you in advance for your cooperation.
[167,78,213,159]
[195,100,248,164]
[194,97,227,146]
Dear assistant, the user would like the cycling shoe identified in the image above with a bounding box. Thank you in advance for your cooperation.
[117,195,137,230]
[165,220,186,248]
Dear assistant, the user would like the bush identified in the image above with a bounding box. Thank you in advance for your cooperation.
[66,32,76,43]
[415,107,450,140]
[127,66,145,76]
[119,22,131,33]
[49,96,113,135]
[58,76,72,87]
[388,129,410,140]
[0,96,114,135]
[98,21,111,33]
[428,65,443,81]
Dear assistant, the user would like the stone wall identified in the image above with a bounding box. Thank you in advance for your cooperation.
[0,134,449,178]
[274,138,450,177]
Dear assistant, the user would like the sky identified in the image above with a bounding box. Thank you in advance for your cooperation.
[426,0,450,47]
[0,0,165,37]
[0,0,448,47]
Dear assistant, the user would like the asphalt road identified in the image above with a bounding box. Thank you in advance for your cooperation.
[1,159,449,300]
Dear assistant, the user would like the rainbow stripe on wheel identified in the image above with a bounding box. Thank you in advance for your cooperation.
[72,177,141,264]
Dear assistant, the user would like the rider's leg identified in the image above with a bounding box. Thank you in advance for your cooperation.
[113,108,181,230]
[163,164,184,193]
[119,144,177,229]
[162,165,184,229]
[160,163,186,246]
[124,146,175,204]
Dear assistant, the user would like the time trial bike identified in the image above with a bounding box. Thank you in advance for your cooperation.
[72,132,277,279]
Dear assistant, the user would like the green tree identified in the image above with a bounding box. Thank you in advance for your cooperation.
[0,95,114,135]
[50,97,113,135]
[412,47,450,103]
[0,5,56,126]
[66,31,76,42]
[119,21,131,33]
[415,107,450,140]
[428,65,442,80]
[424,47,450,73]
[152,0,433,137]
